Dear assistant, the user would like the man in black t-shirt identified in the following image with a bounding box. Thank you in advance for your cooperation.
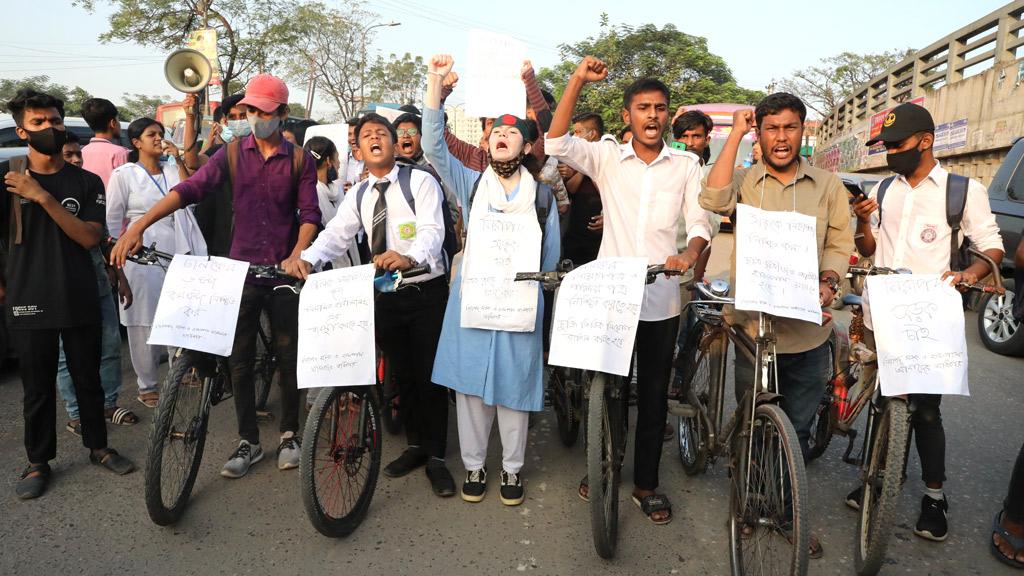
[1,89,136,500]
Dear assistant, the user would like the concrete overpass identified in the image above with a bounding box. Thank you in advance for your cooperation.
[812,0,1024,184]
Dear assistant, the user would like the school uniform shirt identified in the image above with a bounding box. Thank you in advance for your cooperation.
[862,161,1002,329]
[301,164,445,284]
[81,137,129,189]
[545,133,713,322]
[0,161,105,329]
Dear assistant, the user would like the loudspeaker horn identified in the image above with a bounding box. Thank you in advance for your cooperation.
[164,49,212,94]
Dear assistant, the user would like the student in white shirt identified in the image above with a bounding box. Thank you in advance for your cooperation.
[851,102,1003,542]
[546,56,713,525]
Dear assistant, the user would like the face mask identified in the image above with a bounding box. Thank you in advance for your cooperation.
[886,145,923,176]
[24,126,67,156]
[247,115,281,140]
[490,154,523,178]
[226,119,251,140]
[326,166,339,183]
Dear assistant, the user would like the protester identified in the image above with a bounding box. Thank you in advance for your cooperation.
[672,110,714,167]
[111,74,320,478]
[304,135,359,268]
[3,89,136,499]
[546,57,712,525]
[392,111,463,233]
[56,132,136,435]
[106,117,207,409]
[850,102,1003,542]
[424,54,560,506]
[292,112,455,497]
[80,97,127,188]
[558,112,605,266]
[618,125,633,144]
[345,117,365,189]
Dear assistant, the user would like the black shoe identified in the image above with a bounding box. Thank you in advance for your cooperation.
[915,495,949,541]
[426,459,455,497]
[845,485,863,510]
[384,447,428,478]
[462,468,487,503]
[499,469,524,506]
[16,464,51,500]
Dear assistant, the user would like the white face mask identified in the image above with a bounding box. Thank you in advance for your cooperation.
[225,119,251,141]
[247,114,281,140]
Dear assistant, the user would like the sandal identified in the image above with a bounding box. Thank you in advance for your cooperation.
[991,511,1024,569]
[16,463,51,500]
[106,407,139,426]
[137,391,159,409]
[632,493,672,525]
[89,448,136,476]
[578,475,589,502]
[66,420,82,437]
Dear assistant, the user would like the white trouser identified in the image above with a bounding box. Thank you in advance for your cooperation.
[456,392,529,474]
[126,325,171,395]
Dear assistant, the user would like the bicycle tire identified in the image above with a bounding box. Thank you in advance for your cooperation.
[729,402,809,576]
[300,386,382,538]
[854,399,909,576]
[805,396,834,462]
[254,311,277,411]
[554,368,581,447]
[677,325,715,474]
[587,372,622,559]
[144,350,212,526]
[378,355,402,435]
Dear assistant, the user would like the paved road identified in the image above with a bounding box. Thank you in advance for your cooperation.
[1,235,1021,575]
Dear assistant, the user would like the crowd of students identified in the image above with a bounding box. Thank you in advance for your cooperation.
[2,51,1023,568]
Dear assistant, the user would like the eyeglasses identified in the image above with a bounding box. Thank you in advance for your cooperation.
[396,128,419,137]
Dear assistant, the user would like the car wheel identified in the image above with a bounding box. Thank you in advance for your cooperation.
[978,279,1024,357]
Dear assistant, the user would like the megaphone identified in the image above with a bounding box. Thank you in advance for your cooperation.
[164,49,212,94]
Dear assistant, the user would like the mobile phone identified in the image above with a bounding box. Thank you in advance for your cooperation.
[669,141,687,151]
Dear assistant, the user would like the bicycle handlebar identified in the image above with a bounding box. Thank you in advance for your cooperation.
[514,264,683,289]
[848,265,1005,295]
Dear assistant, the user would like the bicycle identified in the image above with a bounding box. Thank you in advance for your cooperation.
[126,242,302,526]
[671,278,809,575]
[299,263,431,538]
[377,351,402,435]
[801,255,1003,576]
[544,259,585,447]
[515,263,678,559]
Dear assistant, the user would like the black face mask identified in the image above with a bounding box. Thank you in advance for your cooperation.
[489,154,524,178]
[886,144,923,176]
[24,127,67,156]
[326,166,339,183]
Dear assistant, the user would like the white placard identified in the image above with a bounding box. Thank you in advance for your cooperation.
[148,255,249,356]
[866,274,969,396]
[548,258,647,376]
[464,29,527,119]
[297,264,376,389]
[734,203,822,324]
[461,212,542,331]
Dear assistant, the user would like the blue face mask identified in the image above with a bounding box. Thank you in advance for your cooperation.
[225,119,251,141]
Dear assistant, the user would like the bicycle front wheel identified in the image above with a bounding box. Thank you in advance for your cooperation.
[729,403,809,576]
[144,350,212,526]
[586,372,623,559]
[300,386,382,538]
[677,325,717,474]
[854,398,909,576]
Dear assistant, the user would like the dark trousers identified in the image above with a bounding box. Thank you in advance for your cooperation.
[375,276,449,459]
[909,393,945,485]
[15,326,106,462]
[1005,441,1024,523]
[230,284,300,444]
[633,316,680,491]
[735,340,831,459]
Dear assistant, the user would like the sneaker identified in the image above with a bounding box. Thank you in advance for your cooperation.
[383,447,428,478]
[220,440,264,478]
[845,485,863,510]
[914,495,949,541]
[462,468,487,503]
[499,469,525,506]
[277,435,301,470]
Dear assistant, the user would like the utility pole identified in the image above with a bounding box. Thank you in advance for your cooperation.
[359,21,401,113]
[305,56,316,119]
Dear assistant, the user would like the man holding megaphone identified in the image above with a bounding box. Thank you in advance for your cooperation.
[111,74,321,479]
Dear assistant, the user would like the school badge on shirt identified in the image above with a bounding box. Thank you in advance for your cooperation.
[398,222,416,240]
[920,225,937,243]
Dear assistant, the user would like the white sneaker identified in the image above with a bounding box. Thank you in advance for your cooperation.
[277,434,301,470]
[221,440,264,478]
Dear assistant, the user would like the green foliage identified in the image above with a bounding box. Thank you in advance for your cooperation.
[0,76,94,116]
[366,53,426,107]
[536,19,763,134]
[778,49,915,118]
[119,92,172,121]
[287,101,308,119]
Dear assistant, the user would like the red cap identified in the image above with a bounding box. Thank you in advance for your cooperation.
[238,74,289,113]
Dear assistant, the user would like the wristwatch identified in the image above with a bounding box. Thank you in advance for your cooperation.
[404,255,419,268]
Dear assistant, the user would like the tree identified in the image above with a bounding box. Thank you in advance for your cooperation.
[0,76,94,116]
[777,49,915,118]
[536,17,763,135]
[73,0,303,94]
[119,92,172,120]
[366,53,426,107]
[287,101,308,119]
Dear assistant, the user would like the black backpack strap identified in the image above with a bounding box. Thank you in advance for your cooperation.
[354,179,371,222]
[397,164,416,212]
[875,175,896,223]
[945,174,970,271]
[8,155,27,245]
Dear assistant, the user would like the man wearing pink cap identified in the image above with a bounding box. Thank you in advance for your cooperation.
[111,74,321,478]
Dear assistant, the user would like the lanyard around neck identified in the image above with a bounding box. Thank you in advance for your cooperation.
[137,163,167,196]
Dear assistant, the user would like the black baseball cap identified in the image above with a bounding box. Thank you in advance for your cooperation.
[866,102,935,146]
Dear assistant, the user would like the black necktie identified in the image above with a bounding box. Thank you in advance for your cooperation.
[370,179,390,257]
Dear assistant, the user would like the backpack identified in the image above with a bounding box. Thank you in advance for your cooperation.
[876,172,971,270]
[7,156,28,246]
[355,164,460,272]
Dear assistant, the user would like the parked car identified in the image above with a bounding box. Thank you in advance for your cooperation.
[978,136,1024,356]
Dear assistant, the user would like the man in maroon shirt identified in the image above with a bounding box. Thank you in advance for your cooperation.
[111,74,321,478]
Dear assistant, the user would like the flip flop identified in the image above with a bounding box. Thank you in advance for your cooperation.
[991,510,1024,569]
[65,420,82,437]
[578,475,589,502]
[137,392,159,409]
[106,407,139,426]
[632,493,672,525]
[89,448,136,476]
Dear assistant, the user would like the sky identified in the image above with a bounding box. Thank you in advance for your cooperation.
[0,0,1013,117]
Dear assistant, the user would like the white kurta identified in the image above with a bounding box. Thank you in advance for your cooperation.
[106,162,205,326]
